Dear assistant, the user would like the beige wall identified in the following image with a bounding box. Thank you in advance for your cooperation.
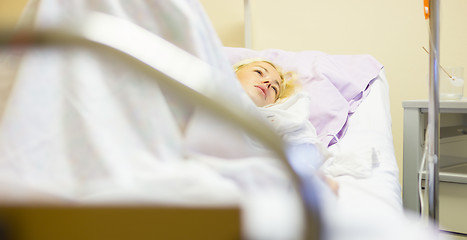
[199,0,245,48]
[200,0,467,184]
[0,0,28,27]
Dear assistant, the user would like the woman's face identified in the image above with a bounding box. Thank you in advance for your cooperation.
[236,61,282,107]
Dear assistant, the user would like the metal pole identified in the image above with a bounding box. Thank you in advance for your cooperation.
[427,0,440,225]
[244,0,252,48]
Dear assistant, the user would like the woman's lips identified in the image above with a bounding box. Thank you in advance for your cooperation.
[255,85,266,98]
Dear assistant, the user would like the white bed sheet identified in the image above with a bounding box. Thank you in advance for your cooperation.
[320,70,445,240]
[326,69,402,212]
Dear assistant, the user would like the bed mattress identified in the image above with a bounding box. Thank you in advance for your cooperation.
[320,70,444,240]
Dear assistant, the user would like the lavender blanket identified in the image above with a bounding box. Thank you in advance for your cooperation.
[224,47,383,147]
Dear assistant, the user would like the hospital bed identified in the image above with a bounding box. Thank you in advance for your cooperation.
[0,0,445,239]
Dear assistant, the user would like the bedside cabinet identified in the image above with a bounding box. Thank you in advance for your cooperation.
[403,99,467,234]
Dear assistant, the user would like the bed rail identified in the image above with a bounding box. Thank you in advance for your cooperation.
[0,12,319,240]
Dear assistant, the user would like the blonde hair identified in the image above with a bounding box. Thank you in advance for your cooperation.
[233,58,299,103]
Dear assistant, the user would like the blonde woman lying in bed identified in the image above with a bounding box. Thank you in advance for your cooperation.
[233,59,339,195]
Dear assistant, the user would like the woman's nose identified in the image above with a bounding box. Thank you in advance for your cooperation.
[262,80,271,87]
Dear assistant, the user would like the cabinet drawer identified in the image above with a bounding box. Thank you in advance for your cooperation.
[422,182,467,234]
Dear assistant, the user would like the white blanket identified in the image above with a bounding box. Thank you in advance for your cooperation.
[258,92,321,146]
[258,91,377,179]
[0,1,310,239]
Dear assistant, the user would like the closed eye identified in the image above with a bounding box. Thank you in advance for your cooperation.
[272,86,278,95]
[254,70,263,76]
[273,81,281,98]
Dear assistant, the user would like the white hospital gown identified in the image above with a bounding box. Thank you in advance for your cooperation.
[258,92,329,170]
